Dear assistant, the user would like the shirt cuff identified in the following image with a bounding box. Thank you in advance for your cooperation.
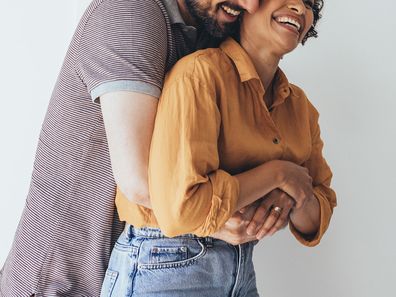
[289,188,333,247]
[194,170,240,237]
[90,80,161,103]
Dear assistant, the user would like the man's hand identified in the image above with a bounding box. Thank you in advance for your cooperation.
[246,189,295,240]
[211,202,259,245]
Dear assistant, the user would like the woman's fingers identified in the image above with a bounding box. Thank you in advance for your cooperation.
[254,190,295,239]
[246,201,269,235]
[267,207,291,236]
[256,206,282,239]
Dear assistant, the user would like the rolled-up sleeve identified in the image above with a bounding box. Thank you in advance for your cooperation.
[148,73,239,237]
[290,108,337,246]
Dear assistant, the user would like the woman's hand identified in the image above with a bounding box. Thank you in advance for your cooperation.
[277,161,314,209]
[246,189,294,239]
[212,189,294,243]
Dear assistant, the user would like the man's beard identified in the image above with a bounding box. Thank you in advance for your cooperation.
[184,0,239,38]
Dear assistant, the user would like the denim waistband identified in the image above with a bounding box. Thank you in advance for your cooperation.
[125,224,205,240]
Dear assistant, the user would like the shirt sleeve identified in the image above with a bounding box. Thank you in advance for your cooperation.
[75,0,168,102]
[290,105,337,246]
[148,73,240,237]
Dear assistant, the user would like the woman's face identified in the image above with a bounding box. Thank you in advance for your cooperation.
[242,0,315,55]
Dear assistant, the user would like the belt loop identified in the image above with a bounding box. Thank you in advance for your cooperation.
[124,224,132,240]
[205,237,213,248]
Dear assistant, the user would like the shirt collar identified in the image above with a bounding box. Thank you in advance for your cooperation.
[220,37,292,102]
[162,0,188,25]
[220,38,260,83]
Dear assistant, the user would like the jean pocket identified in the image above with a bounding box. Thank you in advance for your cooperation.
[100,269,119,297]
[138,238,207,270]
[150,246,188,264]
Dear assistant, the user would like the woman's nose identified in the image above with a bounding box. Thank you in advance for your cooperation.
[287,0,305,15]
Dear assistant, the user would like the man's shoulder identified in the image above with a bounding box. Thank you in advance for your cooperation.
[92,0,166,10]
[82,0,168,24]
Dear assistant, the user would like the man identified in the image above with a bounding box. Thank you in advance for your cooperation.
[0,1,263,296]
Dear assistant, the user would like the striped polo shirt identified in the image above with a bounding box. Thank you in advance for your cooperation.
[0,0,202,296]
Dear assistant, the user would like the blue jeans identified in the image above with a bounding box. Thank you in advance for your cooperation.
[100,225,260,297]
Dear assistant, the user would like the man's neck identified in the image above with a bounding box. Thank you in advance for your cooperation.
[176,0,197,26]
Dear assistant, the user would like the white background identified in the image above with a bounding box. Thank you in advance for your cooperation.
[1,1,395,296]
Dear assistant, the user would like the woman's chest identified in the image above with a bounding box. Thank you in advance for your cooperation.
[217,96,313,175]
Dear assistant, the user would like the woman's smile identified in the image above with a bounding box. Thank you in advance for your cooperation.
[273,15,304,37]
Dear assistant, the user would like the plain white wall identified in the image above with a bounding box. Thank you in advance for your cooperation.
[1,1,395,296]
[0,0,79,264]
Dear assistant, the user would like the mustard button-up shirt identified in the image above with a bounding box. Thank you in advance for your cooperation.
[116,38,337,246]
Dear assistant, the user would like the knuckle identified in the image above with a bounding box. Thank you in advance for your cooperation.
[286,200,294,208]
[256,207,267,216]
[270,210,280,218]
[276,218,286,226]
[233,217,244,225]
[259,204,268,211]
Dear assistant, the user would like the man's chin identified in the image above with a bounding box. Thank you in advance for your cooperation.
[204,21,238,39]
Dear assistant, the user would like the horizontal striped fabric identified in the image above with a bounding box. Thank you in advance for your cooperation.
[0,0,197,296]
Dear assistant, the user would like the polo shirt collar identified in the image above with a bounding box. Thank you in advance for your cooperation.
[162,0,187,25]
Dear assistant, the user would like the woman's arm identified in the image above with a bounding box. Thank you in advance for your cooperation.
[149,74,239,237]
[234,160,313,211]
[148,70,315,237]
[288,105,337,246]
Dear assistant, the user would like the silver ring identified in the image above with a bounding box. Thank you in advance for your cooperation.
[273,206,282,214]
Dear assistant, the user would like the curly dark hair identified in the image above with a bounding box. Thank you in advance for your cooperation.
[230,0,325,45]
[302,0,324,44]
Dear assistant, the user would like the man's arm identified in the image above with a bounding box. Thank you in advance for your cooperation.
[100,91,157,209]
[100,91,277,245]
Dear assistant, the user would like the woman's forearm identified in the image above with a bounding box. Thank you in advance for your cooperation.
[290,195,321,235]
[234,159,320,235]
[234,160,283,210]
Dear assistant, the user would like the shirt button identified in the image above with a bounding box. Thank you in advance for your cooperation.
[273,137,280,144]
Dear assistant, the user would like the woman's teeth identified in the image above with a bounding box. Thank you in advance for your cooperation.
[275,16,301,31]
[221,4,241,17]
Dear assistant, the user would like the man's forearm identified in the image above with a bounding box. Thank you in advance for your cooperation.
[100,90,158,210]
[119,178,152,209]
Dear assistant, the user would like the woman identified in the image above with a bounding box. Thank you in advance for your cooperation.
[101,0,336,296]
